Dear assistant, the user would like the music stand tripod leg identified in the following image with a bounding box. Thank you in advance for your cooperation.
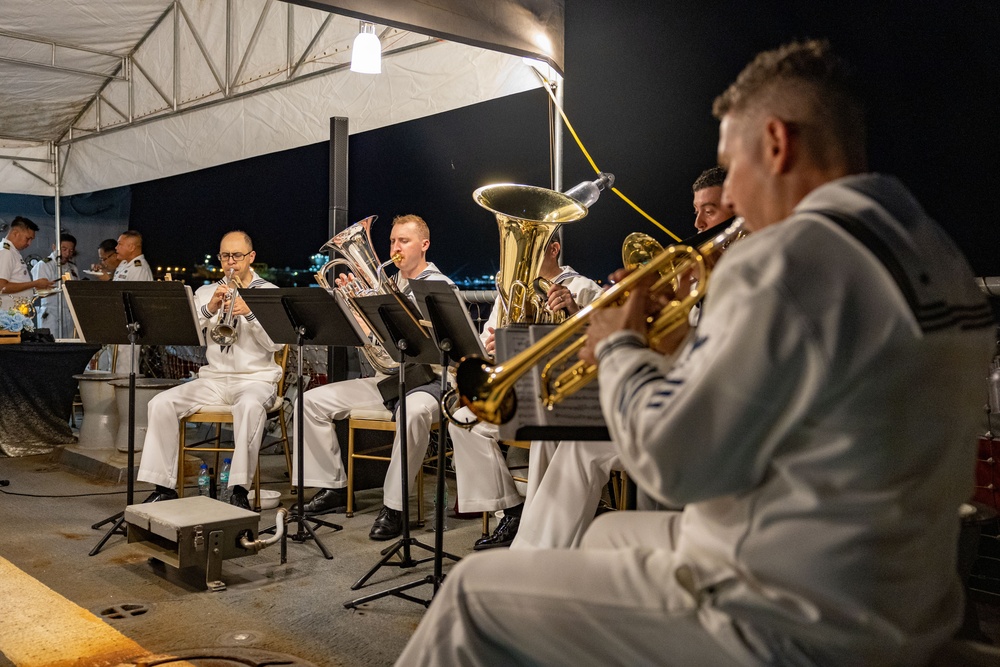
[260,330,342,559]
[90,322,140,557]
[345,337,438,607]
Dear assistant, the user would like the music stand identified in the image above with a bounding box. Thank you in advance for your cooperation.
[409,281,485,596]
[242,288,366,561]
[63,281,204,556]
[344,291,443,609]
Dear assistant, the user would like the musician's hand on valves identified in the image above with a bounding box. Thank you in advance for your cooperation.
[547,284,580,316]
[207,283,229,314]
[334,272,357,289]
[229,294,251,317]
[484,327,496,356]
[579,268,655,366]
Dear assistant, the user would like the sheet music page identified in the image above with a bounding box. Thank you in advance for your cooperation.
[495,325,539,441]
[528,324,607,429]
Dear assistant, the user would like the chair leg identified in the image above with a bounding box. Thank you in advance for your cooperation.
[346,424,356,518]
[416,462,424,526]
[178,419,187,499]
[482,511,490,539]
[279,408,293,488]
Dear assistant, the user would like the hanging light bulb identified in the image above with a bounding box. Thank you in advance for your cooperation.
[350,21,381,74]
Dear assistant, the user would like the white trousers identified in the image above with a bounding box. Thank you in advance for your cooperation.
[511,440,619,550]
[395,511,753,666]
[294,376,440,510]
[136,376,276,489]
[449,407,521,513]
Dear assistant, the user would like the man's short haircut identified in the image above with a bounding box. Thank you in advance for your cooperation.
[99,239,118,253]
[10,216,38,232]
[223,230,253,251]
[712,39,867,172]
[61,233,77,247]
[392,214,430,240]
[692,167,727,193]
[121,230,143,247]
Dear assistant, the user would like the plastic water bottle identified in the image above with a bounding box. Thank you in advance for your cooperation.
[563,172,614,208]
[197,464,211,497]
[219,458,232,503]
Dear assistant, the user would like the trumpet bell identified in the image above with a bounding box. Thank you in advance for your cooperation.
[622,232,664,270]
[456,358,518,425]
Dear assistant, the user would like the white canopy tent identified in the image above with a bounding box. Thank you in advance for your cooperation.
[0,0,564,198]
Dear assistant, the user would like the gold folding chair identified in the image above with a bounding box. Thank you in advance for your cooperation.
[346,407,442,524]
[177,346,292,509]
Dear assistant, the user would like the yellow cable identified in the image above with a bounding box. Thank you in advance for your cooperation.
[535,72,683,243]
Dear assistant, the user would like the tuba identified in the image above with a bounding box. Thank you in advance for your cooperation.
[454,219,747,425]
[315,215,403,374]
[475,184,590,327]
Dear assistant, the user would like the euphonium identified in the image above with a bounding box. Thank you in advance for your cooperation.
[210,268,242,346]
[314,215,403,374]
[474,183,590,327]
[455,218,747,425]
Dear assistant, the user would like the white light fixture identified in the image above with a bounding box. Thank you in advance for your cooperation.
[351,21,381,74]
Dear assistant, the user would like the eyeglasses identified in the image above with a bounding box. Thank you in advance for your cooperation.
[218,252,249,261]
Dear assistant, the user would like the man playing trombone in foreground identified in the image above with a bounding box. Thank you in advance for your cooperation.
[137,231,282,510]
[397,39,993,665]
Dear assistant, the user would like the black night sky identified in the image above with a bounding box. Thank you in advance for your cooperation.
[129,0,1000,282]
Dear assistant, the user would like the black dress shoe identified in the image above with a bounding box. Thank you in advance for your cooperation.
[369,506,403,541]
[229,486,252,511]
[474,513,520,550]
[292,488,347,515]
[142,486,179,503]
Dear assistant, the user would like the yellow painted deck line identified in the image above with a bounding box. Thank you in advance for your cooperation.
[0,555,193,667]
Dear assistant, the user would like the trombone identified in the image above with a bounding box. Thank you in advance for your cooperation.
[210,268,242,346]
[453,219,746,425]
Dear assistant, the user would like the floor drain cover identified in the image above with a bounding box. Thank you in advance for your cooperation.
[100,603,150,619]
[141,647,319,666]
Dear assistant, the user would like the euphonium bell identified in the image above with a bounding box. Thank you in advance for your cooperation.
[314,215,404,374]
[455,219,747,425]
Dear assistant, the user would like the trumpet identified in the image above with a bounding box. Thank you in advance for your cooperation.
[454,219,746,425]
[210,268,242,346]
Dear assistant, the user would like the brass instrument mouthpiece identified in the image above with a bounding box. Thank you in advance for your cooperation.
[391,253,403,263]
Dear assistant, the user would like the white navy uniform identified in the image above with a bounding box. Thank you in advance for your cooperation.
[111,253,153,372]
[397,174,995,666]
[31,252,79,338]
[451,266,607,540]
[0,236,32,312]
[294,262,453,511]
[113,254,153,282]
[137,271,282,490]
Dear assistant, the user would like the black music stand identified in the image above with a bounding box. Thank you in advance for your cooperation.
[344,291,444,609]
[409,281,486,596]
[242,288,364,561]
[63,281,204,556]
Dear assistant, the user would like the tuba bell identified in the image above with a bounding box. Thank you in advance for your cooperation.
[475,183,590,327]
[315,215,403,374]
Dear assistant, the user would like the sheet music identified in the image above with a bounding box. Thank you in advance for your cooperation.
[528,324,606,429]
[496,324,607,440]
[495,325,539,441]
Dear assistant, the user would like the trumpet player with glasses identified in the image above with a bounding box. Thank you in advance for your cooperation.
[398,39,994,666]
[294,214,454,542]
[137,231,282,511]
